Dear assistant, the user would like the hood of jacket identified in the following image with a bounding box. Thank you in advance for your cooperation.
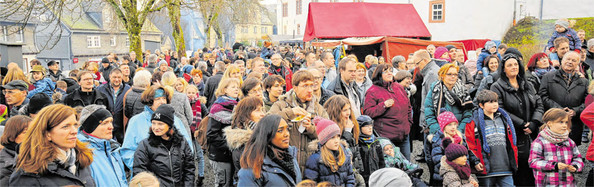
[77,131,119,152]
[223,126,253,150]
[438,156,455,175]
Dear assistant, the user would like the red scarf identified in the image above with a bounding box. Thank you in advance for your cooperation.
[445,159,471,180]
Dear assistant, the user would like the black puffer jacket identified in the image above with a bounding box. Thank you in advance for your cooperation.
[133,131,195,187]
[63,88,108,108]
[62,77,80,94]
[124,87,146,120]
[9,160,95,186]
[491,77,544,141]
[0,142,17,186]
[357,138,385,183]
[538,69,588,145]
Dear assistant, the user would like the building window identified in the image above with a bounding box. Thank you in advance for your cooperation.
[296,0,302,15]
[282,3,288,17]
[126,36,130,47]
[297,24,300,35]
[254,26,258,34]
[110,36,116,46]
[261,27,267,34]
[429,0,445,23]
[87,36,101,48]
[16,29,23,43]
[241,26,247,33]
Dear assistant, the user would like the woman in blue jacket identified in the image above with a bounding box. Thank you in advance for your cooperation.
[77,105,128,186]
[238,114,302,186]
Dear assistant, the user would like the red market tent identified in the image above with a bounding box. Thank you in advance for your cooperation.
[450,39,491,51]
[312,37,466,63]
[303,2,431,42]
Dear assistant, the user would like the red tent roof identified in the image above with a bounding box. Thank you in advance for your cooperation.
[304,2,431,42]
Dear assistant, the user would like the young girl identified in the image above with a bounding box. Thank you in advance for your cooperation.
[430,110,466,186]
[304,117,355,186]
[27,65,55,99]
[529,108,584,186]
[184,84,206,185]
[440,138,478,187]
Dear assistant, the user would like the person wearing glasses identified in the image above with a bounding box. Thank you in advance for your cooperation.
[1,80,29,118]
[328,57,364,117]
[308,68,334,106]
[268,53,294,92]
[63,71,109,109]
[269,70,329,172]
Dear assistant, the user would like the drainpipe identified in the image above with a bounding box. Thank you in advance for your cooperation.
[539,0,544,20]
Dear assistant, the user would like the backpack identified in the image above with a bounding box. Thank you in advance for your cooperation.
[196,116,210,152]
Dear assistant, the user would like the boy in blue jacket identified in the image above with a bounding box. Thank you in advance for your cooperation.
[547,19,581,62]
[27,65,55,100]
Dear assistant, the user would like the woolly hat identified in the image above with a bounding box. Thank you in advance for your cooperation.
[378,138,393,149]
[445,45,456,51]
[434,47,449,59]
[394,70,412,82]
[443,137,468,161]
[484,41,497,50]
[356,115,373,128]
[101,57,110,64]
[369,168,412,187]
[27,93,52,115]
[183,65,194,74]
[438,110,458,133]
[79,105,112,133]
[152,104,175,127]
[503,47,523,60]
[313,116,341,145]
[555,19,569,29]
[158,60,168,67]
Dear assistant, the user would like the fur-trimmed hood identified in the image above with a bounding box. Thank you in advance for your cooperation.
[307,139,349,152]
[223,126,253,150]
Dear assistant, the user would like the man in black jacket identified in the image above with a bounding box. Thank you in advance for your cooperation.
[203,61,226,108]
[64,71,108,109]
[327,57,363,117]
[97,69,130,143]
[46,60,65,82]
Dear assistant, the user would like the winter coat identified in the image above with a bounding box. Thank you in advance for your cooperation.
[120,105,193,169]
[268,89,329,171]
[99,65,115,83]
[355,77,372,96]
[0,142,17,186]
[97,83,131,143]
[327,75,364,109]
[304,142,356,187]
[27,77,55,99]
[581,103,594,161]
[357,138,385,182]
[538,69,588,145]
[63,88,108,109]
[547,28,582,51]
[419,60,440,127]
[439,156,477,187]
[223,126,252,182]
[455,61,475,91]
[528,132,583,186]
[429,131,468,181]
[124,87,146,120]
[268,65,293,91]
[46,70,65,82]
[9,158,96,187]
[424,82,472,134]
[363,82,412,142]
[206,96,237,162]
[237,146,302,186]
[171,91,194,136]
[77,132,128,187]
[586,51,594,76]
[491,77,544,146]
[204,71,224,107]
[318,88,335,106]
[133,133,195,187]
[465,109,518,176]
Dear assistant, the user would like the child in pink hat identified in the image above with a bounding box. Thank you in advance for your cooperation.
[428,110,467,186]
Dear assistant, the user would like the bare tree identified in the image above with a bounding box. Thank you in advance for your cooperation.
[165,0,186,58]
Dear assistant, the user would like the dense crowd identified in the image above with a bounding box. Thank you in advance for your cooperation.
[0,19,593,187]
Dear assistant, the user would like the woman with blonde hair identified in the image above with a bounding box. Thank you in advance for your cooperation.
[175,77,189,93]
[2,66,32,88]
[10,104,95,186]
[222,64,244,85]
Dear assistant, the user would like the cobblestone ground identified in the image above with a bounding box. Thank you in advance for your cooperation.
[201,140,592,186]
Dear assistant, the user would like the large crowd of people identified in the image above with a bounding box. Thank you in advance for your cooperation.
[0,19,593,187]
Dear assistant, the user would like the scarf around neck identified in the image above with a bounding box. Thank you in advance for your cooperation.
[533,68,553,78]
[445,159,472,180]
[431,81,471,108]
[359,134,376,144]
[540,126,569,144]
[208,95,238,124]
[267,145,296,180]
[56,148,77,175]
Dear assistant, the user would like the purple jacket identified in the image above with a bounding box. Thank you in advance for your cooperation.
[363,82,412,142]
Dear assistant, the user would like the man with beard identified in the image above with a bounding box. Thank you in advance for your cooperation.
[97,69,131,143]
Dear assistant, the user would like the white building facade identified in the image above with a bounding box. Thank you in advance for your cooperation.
[275,0,594,41]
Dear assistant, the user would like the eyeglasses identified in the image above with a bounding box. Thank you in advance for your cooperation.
[445,73,458,77]
[2,90,22,95]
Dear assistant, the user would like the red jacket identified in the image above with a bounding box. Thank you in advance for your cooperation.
[580,101,594,161]
[465,109,518,175]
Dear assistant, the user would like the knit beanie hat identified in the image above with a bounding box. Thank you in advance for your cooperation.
[434,47,449,59]
[158,60,168,67]
[443,137,468,161]
[484,41,497,50]
[445,45,456,51]
[503,47,523,60]
[356,115,373,128]
[438,110,458,133]
[79,105,112,133]
[394,70,412,82]
[555,19,569,29]
[152,104,175,127]
[313,116,341,145]
[101,57,110,64]
[378,138,393,149]
[369,168,412,187]
[27,93,53,115]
